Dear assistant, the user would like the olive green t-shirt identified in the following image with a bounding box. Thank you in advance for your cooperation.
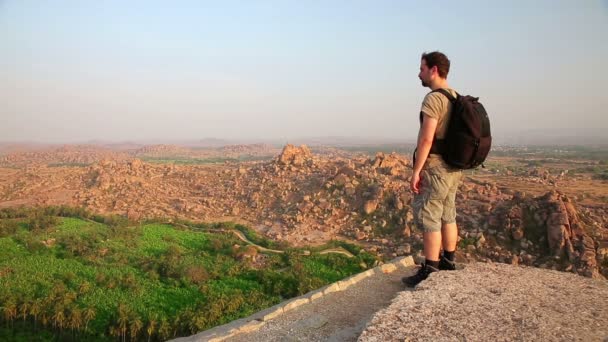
[418,88,458,170]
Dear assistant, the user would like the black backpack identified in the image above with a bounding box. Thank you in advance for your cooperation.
[418,89,492,169]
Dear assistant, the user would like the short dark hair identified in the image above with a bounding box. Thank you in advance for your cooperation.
[421,51,450,79]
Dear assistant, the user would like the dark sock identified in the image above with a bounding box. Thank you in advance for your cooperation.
[425,259,439,269]
[443,250,455,261]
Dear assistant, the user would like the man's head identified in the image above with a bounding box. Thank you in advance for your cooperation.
[419,51,450,88]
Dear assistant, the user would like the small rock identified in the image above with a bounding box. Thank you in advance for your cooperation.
[399,244,411,255]
[476,234,486,248]
[363,200,378,215]
[512,228,524,240]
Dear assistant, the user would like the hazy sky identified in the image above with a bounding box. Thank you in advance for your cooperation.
[1,1,607,143]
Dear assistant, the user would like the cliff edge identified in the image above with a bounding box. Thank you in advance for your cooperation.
[360,262,608,341]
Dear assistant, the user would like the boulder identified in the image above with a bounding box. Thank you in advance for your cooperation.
[278,144,312,166]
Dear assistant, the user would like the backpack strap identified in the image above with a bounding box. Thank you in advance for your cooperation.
[427,89,457,155]
[432,88,458,102]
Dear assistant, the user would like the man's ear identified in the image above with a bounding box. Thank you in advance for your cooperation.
[430,65,438,76]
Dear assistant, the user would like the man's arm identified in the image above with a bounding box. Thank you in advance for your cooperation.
[411,115,438,193]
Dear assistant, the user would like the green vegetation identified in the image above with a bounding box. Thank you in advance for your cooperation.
[330,144,414,156]
[0,206,375,341]
[491,145,608,161]
[580,165,608,180]
[457,236,476,250]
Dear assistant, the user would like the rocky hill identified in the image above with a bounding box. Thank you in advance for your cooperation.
[0,145,131,167]
[0,144,606,279]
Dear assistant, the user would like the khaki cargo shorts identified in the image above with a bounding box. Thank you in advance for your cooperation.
[412,166,463,233]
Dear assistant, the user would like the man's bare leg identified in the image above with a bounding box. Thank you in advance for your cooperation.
[441,222,458,252]
[402,231,442,286]
[424,231,442,262]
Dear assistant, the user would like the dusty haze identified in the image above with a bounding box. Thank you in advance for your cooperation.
[1,1,607,144]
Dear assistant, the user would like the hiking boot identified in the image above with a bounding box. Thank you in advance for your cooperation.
[438,256,456,271]
[401,263,439,287]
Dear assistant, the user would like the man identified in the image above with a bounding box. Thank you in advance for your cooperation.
[402,51,462,287]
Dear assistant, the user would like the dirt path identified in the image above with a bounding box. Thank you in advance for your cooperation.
[229,265,415,342]
[180,223,355,257]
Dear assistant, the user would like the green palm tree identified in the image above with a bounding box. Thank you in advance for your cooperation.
[172,315,182,337]
[189,314,207,334]
[2,300,17,328]
[53,309,65,329]
[130,316,143,341]
[146,316,157,342]
[83,307,96,333]
[41,311,50,327]
[117,311,129,342]
[69,308,83,335]
[215,293,228,311]
[29,299,42,330]
[19,302,30,322]
[109,325,120,339]
[62,291,78,306]
[158,318,171,341]
[78,281,92,295]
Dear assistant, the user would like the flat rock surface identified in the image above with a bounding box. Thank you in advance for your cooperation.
[230,266,414,342]
[359,262,608,341]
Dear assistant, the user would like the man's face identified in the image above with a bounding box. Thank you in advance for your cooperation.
[418,59,433,88]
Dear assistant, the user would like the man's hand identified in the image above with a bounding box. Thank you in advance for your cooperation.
[410,171,422,194]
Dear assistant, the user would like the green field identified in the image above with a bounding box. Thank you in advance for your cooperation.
[0,207,375,341]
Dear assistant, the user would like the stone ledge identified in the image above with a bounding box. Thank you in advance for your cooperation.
[236,319,265,334]
[170,255,414,342]
[347,270,372,284]
[250,302,284,321]
[301,288,325,302]
[322,282,342,295]
[170,317,250,342]
[337,277,354,290]
[283,297,310,312]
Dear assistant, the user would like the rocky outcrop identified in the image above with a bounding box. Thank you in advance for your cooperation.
[277,144,312,166]
[360,262,608,341]
[539,192,599,277]
[488,191,602,278]
[370,152,409,176]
